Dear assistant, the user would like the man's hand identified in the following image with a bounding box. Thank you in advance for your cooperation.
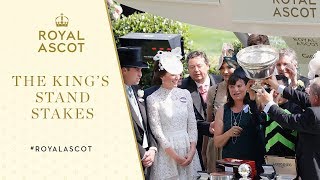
[284,63,300,89]
[263,75,279,90]
[142,149,156,168]
[257,89,275,106]
[273,91,281,104]
[285,63,297,81]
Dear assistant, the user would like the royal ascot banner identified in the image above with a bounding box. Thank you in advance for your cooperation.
[283,37,320,75]
[233,0,320,24]
[0,0,143,179]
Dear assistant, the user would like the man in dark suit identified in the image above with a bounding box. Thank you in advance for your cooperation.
[258,76,320,180]
[118,46,157,180]
[180,50,222,169]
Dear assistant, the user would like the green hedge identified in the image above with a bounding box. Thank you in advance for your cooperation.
[112,12,192,88]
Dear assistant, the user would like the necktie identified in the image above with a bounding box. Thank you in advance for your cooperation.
[127,86,134,98]
[127,86,138,106]
[199,85,208,102]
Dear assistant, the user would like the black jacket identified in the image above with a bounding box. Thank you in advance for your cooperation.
[268,87,320,180]
[180,74,222,137]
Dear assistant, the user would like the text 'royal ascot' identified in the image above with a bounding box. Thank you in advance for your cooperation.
[273,0,317,18]
[38,30,85,53]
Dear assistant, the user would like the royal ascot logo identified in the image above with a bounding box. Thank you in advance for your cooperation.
[38,13,85,53]
[55,13,69,27]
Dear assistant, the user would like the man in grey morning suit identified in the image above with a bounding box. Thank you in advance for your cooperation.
[118,46,157,180]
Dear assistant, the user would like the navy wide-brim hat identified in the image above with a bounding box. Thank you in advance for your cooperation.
[117,46,148,68]
[234,66,249,84]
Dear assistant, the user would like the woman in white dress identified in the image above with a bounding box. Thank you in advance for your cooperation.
[147,48,201,180]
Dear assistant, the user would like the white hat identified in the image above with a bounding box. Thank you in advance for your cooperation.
[308,51,320,79]
[153,47,183,75]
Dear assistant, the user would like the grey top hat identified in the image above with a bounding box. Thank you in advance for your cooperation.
[117,46,148,68]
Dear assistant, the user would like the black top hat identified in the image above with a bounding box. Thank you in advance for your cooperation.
[117,46,148,68]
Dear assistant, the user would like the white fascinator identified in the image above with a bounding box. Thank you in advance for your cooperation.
[153,47,183,75]
[308,51,320,79]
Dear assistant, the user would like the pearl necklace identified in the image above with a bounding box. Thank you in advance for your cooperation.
[230,105,244,144]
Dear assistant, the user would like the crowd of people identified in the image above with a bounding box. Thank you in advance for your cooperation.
[118,34,320,180]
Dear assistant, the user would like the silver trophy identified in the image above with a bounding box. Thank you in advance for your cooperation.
[237,45,279,91]
[238,163,251,180]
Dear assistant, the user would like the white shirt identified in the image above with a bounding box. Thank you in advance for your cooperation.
[195,75,210,90]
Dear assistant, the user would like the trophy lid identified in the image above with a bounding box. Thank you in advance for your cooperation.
[236,45,279,69]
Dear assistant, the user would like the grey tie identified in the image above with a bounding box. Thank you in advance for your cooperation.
[127,86,134,98]
[127,86,137,105]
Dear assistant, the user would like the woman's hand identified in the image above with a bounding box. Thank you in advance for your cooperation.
[165,147,188,166]
[175,155,188,166]
[228,126,243,137]
[246,80,255,91]
[246,80,256,100]
[209,121,215,134]
[181,148,196,167]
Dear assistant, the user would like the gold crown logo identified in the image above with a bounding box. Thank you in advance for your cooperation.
[55,13,69,27]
